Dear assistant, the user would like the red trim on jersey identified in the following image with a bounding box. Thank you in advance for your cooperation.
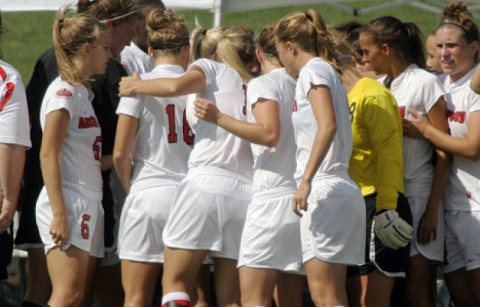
[0,66,7,82]
[0,82,14,112]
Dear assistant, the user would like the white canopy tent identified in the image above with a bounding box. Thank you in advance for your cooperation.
[0,0,479,25]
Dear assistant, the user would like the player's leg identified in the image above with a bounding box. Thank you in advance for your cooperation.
[406,254,434,307]
[274,272,305,307]
[161,247,208,306]
[239,266,278,307]
[22,248,52,306]
[467,268,480,305]
[46,246,97,306]
[122,260,162,306]
[444,269,475,306]
[305,259,348,306]
[363,270,394,307]
[213,257,241,307]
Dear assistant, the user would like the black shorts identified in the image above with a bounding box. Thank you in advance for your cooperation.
[347,193,412,278]
[0,228,13,280]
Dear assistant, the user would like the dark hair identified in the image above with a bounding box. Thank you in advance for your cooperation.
[77,0,137,27]
[134,0,165,9]
[360,16,425,69]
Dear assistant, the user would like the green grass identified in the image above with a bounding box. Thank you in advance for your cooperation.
[1,1,445,84]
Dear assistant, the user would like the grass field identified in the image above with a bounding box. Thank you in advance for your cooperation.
[0,0,455,84]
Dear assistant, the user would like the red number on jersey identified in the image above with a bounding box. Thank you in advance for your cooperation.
[92,136,102,161]
[81,214,91,239]
[166,104,195,145]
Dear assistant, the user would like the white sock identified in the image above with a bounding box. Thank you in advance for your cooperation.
[161,292,190,305]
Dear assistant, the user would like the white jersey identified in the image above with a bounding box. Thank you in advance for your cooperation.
[380,64,444,188]
[441,67,480,211]
[116,64,192,193]
[247,67,296,192]
[40,77,102,201]
[293,57,352,181]
[0,60,31,148]
[120,42,155,76]
[185,58,253,179]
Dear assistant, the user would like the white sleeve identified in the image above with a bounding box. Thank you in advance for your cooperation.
[116,95,143,118]
[0,65,31,148]
[189,58,216,88]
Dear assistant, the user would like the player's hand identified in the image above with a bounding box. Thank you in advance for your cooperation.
[119,72,140,96]
[194,98,220,123]
[374,209,413,250]
[407,109,430,137]
[0,206,14,235]
[417,205,438,245]
[292,180,311,217]
[49,214,70,247]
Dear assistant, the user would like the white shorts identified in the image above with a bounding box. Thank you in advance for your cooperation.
[238,188,303,273]
[443,210,480,273]
[118,185,176,263]
[36,187,104,258]
[407,192,444,262]
[301,173,366,265]
[163,168,252,260]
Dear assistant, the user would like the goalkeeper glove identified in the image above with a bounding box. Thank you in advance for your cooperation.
[374,209,413,250]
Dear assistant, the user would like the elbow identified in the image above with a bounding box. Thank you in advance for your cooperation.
[469,150,480,161]
[326,122,337,138]
[39,150,53,173]
[112,150,127,172]
[463,146,480,161]
[263,132,280,148]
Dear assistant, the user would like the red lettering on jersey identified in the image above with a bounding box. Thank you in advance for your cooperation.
[449,111,466,124]
[56,88,73,98]
[78,116,99,129]
[0,82,14,112]
[293,100,298,112]
[399,106,406,118]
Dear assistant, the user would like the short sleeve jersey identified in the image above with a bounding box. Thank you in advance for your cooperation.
[40,77,102,201]
[292,57,352,181]
[120,42,155,76]
[116,64,192,192]
[379,64,445,187]
[347,77,404,210]
[441,67,480,211]
[0,60,31,148]
[247,67,296,192]
[185,58,253,179]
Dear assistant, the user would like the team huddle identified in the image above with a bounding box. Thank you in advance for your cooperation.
[1,0,480,306]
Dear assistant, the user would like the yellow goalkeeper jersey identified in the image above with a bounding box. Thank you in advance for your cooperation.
[347,77,404,211]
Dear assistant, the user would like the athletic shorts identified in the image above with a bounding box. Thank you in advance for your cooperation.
[347,193,412,278]
[36,187,105,258]
[407,192,444,262]
[301,173,366,265]
[238,188,303,273]
[443,210,480,273]
[163,167,252,260]
[0,226,13,280]
[118,185,176,263]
